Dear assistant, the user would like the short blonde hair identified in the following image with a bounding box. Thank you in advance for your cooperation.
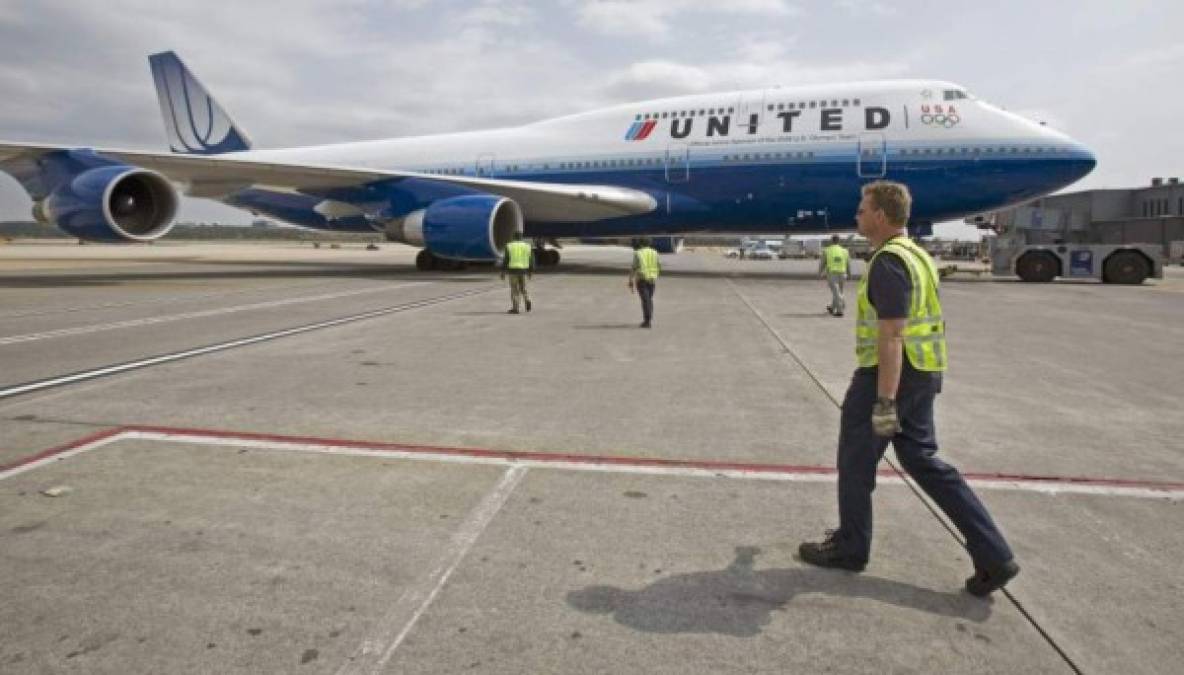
[861,180,912,227]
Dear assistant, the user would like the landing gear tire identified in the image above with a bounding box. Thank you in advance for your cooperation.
[1015,251,1058,283]
[1102,251,1150,285]
[536,249,560,267]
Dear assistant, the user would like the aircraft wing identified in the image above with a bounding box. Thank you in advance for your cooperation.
[0,141,658,222]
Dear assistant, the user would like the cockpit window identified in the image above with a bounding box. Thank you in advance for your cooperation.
[943,89,969,101]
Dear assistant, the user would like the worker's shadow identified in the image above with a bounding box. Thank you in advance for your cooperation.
[566,546,990,637]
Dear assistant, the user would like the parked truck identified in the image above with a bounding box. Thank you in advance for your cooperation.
[969,207,1164,284]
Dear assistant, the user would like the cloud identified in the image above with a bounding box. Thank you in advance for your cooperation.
[573,0,799,39]
[836,0,897,16]
[602,51,911,102]
[1116,43,1184,69]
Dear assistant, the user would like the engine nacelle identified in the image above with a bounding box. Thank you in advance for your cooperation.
[386,195,522,261]
[44,166,178,243]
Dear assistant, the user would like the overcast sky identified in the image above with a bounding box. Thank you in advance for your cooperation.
[2,0,1181,239]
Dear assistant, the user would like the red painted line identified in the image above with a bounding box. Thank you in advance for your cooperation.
[120,424,1184,492]
[119,424,841,475]
[0,426,125,474]
[8,424,1184,493]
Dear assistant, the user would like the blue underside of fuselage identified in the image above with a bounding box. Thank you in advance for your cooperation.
[225,155,1095,239]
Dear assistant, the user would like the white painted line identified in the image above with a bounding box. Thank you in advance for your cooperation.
[337,465,528,675]
[0,279,332,320]
[0,283,422,345]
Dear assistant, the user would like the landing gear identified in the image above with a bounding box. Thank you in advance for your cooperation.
[415,249,467,271]
[532,238,561,268]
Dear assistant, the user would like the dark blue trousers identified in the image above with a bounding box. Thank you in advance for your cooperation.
[636,280,655,323]
[837,366,1014,568]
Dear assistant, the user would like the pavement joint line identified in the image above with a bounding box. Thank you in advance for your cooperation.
[338,464,528,675]
[725,278,1088,675]
[0,281,425,345]
[4,426,1183,500]
[0,284,497,401]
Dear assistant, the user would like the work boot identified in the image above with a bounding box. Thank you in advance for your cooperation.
[507,308,519,314]
[965,559,1020,597]
[526,299,532,312]
[640,321,651,328]
[798,530,866,572]
[826,305,834,316]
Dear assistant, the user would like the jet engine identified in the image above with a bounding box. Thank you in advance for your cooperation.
[44,166,179,242]
[385,194,522,262]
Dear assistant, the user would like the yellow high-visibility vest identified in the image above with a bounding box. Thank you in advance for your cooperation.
[635,247,660,281]
[824,244,849,274]
[505,240,532,270]
[855,236,947,372]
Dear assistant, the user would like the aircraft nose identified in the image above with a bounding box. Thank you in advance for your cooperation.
[1068,140,1097,181]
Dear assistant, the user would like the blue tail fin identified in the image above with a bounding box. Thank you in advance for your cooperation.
[149,51,251,155]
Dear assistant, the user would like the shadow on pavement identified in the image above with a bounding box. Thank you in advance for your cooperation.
[571,323,642,330]
[567,546,989,637]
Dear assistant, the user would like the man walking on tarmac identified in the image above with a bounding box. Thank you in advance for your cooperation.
[820,234,851,317]
[798,180,1020,597]
[501,232,534,314]
[628,237,661,328]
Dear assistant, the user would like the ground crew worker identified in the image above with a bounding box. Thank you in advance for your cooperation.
[798,180,1019,597]
[820,235,851,317]
[628,237,660,328]
[500,232,534,314]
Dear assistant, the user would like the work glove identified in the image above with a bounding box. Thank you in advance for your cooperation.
[872,397,902,437]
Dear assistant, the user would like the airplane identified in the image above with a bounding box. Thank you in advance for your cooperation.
[0,51,1095,270]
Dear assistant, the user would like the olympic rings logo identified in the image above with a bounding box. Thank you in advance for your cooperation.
[920,113,960,128]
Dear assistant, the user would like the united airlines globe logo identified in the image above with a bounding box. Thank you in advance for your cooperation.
[920,104,960,128]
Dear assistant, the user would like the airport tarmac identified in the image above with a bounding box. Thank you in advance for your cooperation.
[1,240,1182,674]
